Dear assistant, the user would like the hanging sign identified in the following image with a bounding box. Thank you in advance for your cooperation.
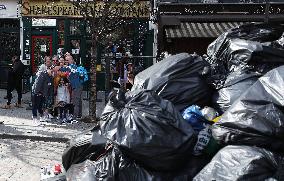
[21,0,150,18]
[0,0,20,18]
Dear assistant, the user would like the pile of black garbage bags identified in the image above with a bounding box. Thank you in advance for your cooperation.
[62,23,284,180]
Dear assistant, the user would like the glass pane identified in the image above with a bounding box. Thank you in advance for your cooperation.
[70,39,81,64]
[70,19,81,35]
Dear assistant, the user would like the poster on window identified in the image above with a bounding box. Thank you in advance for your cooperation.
[72,49,80,55]
[40,45,47,52]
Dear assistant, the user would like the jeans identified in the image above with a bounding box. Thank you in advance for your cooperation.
[7,81,22,105]
[32,94,44,117]
[71,87,83,118]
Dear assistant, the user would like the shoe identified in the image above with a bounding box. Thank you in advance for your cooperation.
[47,113,54,119]
[15,103,23,108]
[42,113,51,122]
[32,117,41,126]
[67,114,73,121]
[0,104,12,109]
[39,116,46,122]
[71,120,78,124]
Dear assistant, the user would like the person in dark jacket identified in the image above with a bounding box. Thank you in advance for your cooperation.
[2,55,25,109]
[31,69,53,122]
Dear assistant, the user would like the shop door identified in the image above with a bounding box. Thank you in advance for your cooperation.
[31,35,52,74]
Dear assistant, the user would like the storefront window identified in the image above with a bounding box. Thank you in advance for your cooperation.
[70,39,81,63]
[0,19,20,63]
[70,19,81,35]
[86,21,92,35]
[58,20,65,46]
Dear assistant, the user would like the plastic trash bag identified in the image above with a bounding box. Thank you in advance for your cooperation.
[182,105,216,156]
[200,106,219,121]
[66,146,210,181]
[194,145,283,181]
[206,23,284,89]
[212,66,284,152]
[212,70,261,113]
[208,23,284,60]
[100,89,196,171]
[66,145,153,181]
[192,125,212,156]
[182,105,205,132]
[132,53,212,111]
[62,127,108,171]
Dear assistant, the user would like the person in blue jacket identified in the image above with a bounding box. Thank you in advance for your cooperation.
[65,55,84,120]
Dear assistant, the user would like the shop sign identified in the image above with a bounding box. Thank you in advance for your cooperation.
[0,0,20,18]
[32,18,57,26]
[22,0,150,18]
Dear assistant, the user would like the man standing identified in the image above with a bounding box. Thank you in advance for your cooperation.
[2,54,25,109]
[66,55,83,120]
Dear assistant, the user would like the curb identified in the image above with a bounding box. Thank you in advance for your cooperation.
[0,133,69,143]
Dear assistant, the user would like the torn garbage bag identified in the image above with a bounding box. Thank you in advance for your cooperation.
[194,145,283,181]
[131,53,212,111]
[62,127,108,171]
[100,89,196,171]
[212,70,261,113]
[212,65,284,152]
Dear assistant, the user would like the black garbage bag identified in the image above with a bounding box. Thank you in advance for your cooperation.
[212,70,261,113]
[100,89,196,171]
[212,66,284,152]
[66,145,210,181]
[131,53,212,111]
[206,23,284,89]
[65,145,155,181]
[207,23,284,61]
[271,32,284,49]
[194,145,284,181]
[62,126,108,171]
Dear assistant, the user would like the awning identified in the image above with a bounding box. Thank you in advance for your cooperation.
[165,22,246,38]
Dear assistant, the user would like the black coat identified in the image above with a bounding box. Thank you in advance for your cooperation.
[13,60,25,82]
[8,59,25,86]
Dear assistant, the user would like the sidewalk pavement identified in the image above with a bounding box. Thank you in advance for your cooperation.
[0,89,106,180]
[0,89,106,142]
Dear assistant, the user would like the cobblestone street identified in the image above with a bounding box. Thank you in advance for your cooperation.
[0,89,105,180]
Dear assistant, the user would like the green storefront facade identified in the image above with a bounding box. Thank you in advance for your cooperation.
[22,0,153,91]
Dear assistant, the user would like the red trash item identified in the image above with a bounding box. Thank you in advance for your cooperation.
[54,164,62,175]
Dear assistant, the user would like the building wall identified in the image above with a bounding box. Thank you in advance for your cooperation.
[164,37,215,55]
[0,0,21,89]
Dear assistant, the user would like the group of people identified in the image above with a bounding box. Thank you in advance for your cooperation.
[31,53,87,123]
[2,51,142,124]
